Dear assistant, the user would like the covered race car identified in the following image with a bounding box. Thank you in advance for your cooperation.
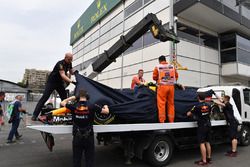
[40,73,213,125]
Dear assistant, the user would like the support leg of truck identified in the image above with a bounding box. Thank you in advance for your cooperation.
[41,131,55,152]
[122,136,135,165]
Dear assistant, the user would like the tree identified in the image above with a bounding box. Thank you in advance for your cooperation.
[17,82,27,88]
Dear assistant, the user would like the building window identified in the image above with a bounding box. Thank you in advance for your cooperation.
[177,23,199,44]
[221,0,240,13]
[237,35,250,51]
[237,35,250,64]
[221,33,236,50]
[199,31,218,49]
[220,33,237,63]
[177,23,219,49]
[238,48,250,64]
[242,6,250,19]
[221,49,237,63]
[125,0,143,18]
[243,88,250,106]
[221,33,250,65]
[177,23,218,49]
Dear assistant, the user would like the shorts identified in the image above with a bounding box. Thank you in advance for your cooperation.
[228,124,238,140]
[197,126,211,144]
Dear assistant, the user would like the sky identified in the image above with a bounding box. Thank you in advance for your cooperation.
[0,0,93,83]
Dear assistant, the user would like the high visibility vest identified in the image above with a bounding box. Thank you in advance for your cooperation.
[157,64,176,85]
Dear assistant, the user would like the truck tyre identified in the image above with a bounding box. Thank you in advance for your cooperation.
[145,136,173,167]
[239,125,250,146]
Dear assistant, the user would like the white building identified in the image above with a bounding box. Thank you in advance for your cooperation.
[70,0,250,88]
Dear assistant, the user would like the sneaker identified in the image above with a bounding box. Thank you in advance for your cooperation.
[225,151,237,157]
[206,157,212,164]
[194,160,208,166]
[16,135,22,140]
[6,140,16,144]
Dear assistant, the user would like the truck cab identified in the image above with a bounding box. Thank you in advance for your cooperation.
[199,85,250,123]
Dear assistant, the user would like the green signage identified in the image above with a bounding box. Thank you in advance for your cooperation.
[70,0,122,45]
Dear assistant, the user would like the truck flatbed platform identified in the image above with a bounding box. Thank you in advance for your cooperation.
[27,120,227,134]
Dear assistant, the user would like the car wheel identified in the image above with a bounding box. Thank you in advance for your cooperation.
[93,99,115,125]
[94,112,115,125]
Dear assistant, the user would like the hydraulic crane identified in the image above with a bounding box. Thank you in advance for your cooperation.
[83,13,180,79]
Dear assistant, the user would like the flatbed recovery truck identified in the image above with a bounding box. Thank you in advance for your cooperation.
[27,13,250,166]
[28,85,250,166]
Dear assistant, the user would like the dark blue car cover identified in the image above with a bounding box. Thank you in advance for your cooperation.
[74,73,199,123]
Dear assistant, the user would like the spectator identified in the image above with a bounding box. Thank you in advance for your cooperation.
[7,95,26,143]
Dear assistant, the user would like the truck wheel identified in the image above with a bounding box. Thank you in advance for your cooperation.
[145,136,173,167]
[239,125,250,146]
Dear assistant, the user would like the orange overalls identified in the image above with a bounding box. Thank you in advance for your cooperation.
[153,61,178,123]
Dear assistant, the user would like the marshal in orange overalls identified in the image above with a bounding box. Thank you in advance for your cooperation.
[153,61,178,123]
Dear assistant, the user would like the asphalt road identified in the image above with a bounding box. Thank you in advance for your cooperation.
[1,121,250,167]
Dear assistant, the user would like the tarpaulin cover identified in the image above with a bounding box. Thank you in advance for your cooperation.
[75,73,199,123]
